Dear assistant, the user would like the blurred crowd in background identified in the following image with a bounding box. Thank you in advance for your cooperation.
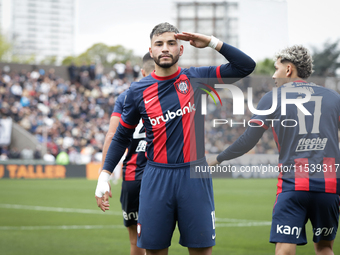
[0,61,278,164]
[0,61,140,164]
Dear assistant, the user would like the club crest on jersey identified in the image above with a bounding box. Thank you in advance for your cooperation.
[174,75,190,95]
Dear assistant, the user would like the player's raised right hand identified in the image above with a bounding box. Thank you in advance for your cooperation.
[175,32,211,48]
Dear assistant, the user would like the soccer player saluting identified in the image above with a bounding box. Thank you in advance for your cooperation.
[97,53,155,255]
[96,22,255,255]
[208,45,340,255]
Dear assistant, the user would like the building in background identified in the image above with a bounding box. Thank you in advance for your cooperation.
[176,1,238,66]
[176,0,289,66]
[0,0,76,64]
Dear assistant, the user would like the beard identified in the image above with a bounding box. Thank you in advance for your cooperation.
[153,52,180,69]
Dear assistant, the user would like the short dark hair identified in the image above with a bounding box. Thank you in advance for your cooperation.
[150,22,179,40]
[142,52,155,75]
[142,52,153,63]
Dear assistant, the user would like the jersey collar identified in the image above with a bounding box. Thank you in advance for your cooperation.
[293,80,307,83]
[151,67,181,81]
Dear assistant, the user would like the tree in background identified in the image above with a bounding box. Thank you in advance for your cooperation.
[1,34,141,66]
[312,40,340,77]
[0,33,38,64]
[0,34,12,62]
[253,58,275,76]
[11,54,37,64]
[252,40,340,78]
[62,43,141,67]
[40,55,57,65]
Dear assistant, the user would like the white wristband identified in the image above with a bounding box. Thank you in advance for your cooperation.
[98,171,110,182]
[95,171,111,197]
[208,35,219,49]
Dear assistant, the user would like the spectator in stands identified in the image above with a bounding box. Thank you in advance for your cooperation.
[0,146,9,160]
[133,63,141,81]
[68,62,77,83]
[79,62,88,74]
[95,62,104,81]
[30,68,40,80]
[56,150,69,165]
[20,147,34,160]
[33,145,42,159]
[113,61,126,80]
[8,147,20,159]
[88,62,96,80]
[43,149,55,162]
[10,82,23,100]
[68,146,81,164]
[47,68,56,81]
[124,60,134,83]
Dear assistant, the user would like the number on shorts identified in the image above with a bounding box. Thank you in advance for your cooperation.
[211,211,216,230]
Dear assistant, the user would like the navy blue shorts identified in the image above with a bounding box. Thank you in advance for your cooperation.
[137,158,215,250]
[270,191,339,245]
[120,180,141,227]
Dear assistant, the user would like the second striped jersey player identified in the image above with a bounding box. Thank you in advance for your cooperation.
[209,45,339,255]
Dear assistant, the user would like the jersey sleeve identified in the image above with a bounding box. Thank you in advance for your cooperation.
[217,126,265,162]
[119,86,141,129]
[337,92,340,129]
[103,88,141,173]
[111,90,127,117]
[216,91,275,162]
[218,42,256,79]
[188,42,255,89]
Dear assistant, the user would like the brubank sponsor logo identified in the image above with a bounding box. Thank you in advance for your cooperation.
[276,224,302,239]
[149,102,196,126]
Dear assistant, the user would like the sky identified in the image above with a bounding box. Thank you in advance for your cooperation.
[75,0,340,60]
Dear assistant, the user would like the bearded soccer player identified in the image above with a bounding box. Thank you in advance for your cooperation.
[96,22,255,255]
[208,45,340,255]
[98,53,154,255]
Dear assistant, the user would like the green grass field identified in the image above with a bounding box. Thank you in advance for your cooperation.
[0,178,338,255]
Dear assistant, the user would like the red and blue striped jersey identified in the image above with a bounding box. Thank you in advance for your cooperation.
[112,90,146,181]
[103,42,255,170]
[251,81,340,195]
[121,68,207,163]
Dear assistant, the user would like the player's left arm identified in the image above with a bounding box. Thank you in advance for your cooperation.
[207,92,273,166]
[175,32,256,78]
[96,115,120,202]
[101,115,120,171]
[217,42,256,79]
[207,126,265,166]
[96,91,128,211]
[338,105,340,130]
[95,89,139,212]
